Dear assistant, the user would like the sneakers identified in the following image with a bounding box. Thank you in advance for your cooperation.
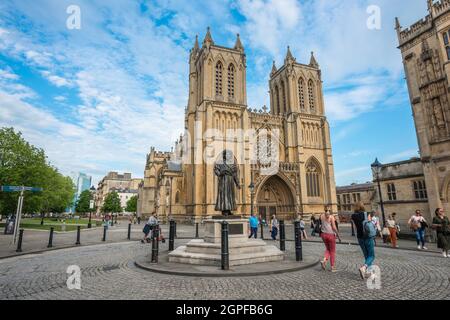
[331,267,338,273]
[443,251,448,258]
[417,245,422,250]
[422,246,428,250]
[359,265,367,280]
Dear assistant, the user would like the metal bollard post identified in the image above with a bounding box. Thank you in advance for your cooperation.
[174,221,177,238]
[195,223,199,238]
[279,220,286,251]
[76,226,81,245]
[151,225,160,263]
[351,220,355,237]
[102,225,107,241]
[127,223,131,240]
[294,221,303,261]
[47,227,54,248]
[3,222,7,235]
[16,229,24,252]
[169,220,175,251]
[260,223,264,240]
[221,221,229,270]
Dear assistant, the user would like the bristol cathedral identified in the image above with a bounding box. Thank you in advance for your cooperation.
[137,28,337,222]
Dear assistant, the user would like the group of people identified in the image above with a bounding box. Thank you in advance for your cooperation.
[247,213,309,241]
[316,203,450,280]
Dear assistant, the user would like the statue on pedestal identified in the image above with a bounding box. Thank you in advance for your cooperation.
[214,150,241,216]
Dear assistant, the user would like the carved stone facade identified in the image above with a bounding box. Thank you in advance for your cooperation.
[138,29,337,222]
[382,0,450,224]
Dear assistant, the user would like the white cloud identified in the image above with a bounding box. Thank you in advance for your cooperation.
[54,95,66,102]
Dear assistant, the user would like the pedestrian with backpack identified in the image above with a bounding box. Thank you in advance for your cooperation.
[351,202,377,279]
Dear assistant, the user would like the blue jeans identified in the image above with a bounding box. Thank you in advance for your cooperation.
[249,227,258,239]
[415,229,426,247]
[358,238,375,267]
[271,227,278,240]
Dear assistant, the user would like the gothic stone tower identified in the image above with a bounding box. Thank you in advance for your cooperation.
[396,0,450,215]
[140,29,337,222]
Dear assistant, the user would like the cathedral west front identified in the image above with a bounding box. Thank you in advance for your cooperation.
[137,28,337,222]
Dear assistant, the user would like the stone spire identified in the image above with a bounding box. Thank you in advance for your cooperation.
[427,0,433,13]
[309,51,319,68]
[395,17,401,37]
[234,33,244,52]
[271,60,277,76]
[284,46,296,65]
[203,26,214,47]
[193,35,199,52]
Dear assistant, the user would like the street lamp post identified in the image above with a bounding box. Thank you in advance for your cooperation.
[371,158,386,228]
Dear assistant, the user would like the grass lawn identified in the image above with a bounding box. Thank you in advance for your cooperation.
[0,218,103,232]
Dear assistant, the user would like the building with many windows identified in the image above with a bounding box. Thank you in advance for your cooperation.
[95,172,142,214]
[67,172,92,214]
[372,1,450,234]
[138,29,337,222]
[336,182,375,222]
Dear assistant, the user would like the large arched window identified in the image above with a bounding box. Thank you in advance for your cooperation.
[281,80,287,114]
[227,64,235,99]
[306,158,322,197]
[215,62,223,96]
[308,80,315,113]
[298,78,305,110]
[275,85,280,115]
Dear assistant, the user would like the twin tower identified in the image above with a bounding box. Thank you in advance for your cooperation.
[139,28,337,222]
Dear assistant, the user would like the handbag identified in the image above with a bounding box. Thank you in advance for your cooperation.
[382,227,390,236]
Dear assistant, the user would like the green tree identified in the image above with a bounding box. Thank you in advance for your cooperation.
[75,190,93,214]
[101,191,122,213]
[125,195,138,213]
[0,127,75,215]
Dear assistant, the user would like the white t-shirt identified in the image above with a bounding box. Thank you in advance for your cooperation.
[147,216,158,226]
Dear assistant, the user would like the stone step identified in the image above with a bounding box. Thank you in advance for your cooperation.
[168,245,285,267]
[185,240,267,255]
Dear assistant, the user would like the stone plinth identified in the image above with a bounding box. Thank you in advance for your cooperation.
[168,218,284,267]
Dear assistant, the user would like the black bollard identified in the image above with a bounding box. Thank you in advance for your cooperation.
[294,221,303,261]
[351,220,355,237]
[102,225,107,241]
[221,221,229,270]
[151,225,160,263]
[76,226,81,245]
[47,227,54,248]
[16,229,24,253]
[169,220,175,251]
[195,222,199,238]
[127,223,131,240]
[3,222,7,235]
[260,223,264,240]
[279,220,286,251]
[174,221,177,238]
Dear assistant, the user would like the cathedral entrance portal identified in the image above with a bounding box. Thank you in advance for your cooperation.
[256,175,296,221]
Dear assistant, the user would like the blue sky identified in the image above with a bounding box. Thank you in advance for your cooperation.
[0,0,428,186]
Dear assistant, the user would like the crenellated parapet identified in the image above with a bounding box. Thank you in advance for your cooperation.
[398,15,432,47]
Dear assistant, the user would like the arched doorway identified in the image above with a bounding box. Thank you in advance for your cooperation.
[256,175,296,222]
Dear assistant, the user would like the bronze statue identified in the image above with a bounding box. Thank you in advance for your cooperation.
[214,150,241,216]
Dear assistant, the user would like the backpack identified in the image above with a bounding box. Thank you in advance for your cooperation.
[362,213,377,239]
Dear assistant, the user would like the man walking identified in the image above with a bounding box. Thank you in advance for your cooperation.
[248,212,258,239]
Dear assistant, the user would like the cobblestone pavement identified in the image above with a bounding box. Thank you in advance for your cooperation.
[0,223,438,258]
[0,239,449,300]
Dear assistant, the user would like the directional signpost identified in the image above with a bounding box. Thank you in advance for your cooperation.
[1,186,43,244]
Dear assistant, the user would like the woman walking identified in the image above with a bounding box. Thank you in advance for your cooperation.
[270,215,279,240]
[408,210,428,250]
[386,214,398,248]
[432,208,450,258]
[319,209,341,272]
